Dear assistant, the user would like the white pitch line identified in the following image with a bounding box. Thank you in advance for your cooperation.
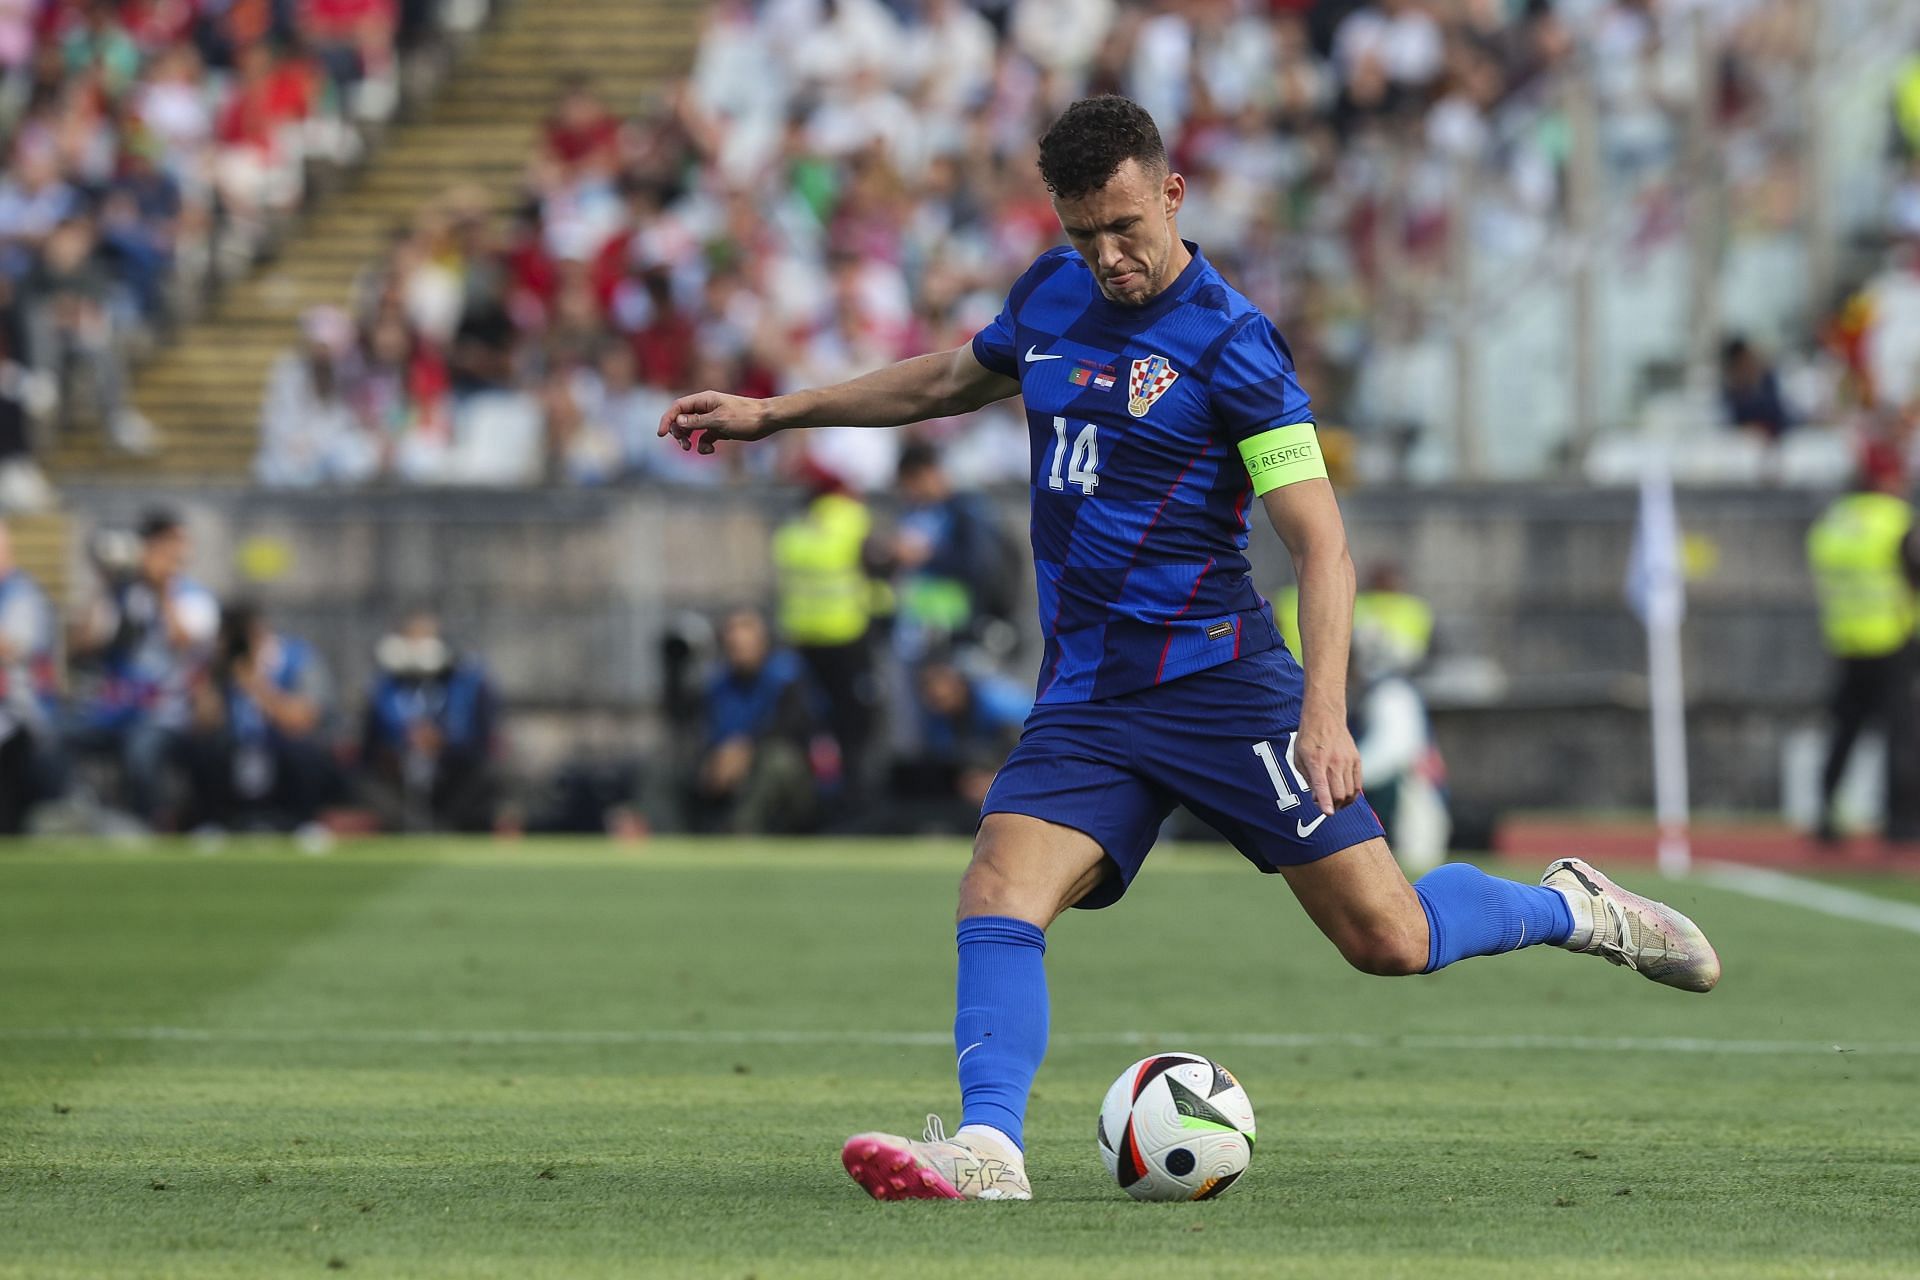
[0,1026,1910,1056]
[1697,861,1920,936]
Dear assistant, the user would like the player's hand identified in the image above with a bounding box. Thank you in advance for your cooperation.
[657,389,775,455]
[1293,709,1362,816]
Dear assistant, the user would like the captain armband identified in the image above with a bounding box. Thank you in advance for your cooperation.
[1238,423,1328,496]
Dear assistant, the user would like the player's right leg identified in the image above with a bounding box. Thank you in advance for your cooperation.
[842,698,1172,1203]
[841,813,1109,1202]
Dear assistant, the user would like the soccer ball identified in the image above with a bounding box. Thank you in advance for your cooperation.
[1097,1052,1255,1202]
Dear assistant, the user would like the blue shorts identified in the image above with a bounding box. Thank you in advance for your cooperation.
[981,647,1386,909]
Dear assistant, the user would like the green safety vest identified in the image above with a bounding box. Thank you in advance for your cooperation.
[1807,492,1916,659]
[772,493,872,648]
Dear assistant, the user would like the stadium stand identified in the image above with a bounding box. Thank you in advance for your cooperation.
[43,0,701,479]
[203,0,1920,495]
[4,507,64,601]
[0,0,1896,495]
[0,0,481,488]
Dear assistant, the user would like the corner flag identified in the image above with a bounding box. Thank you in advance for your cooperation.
[1626,457,1691,876]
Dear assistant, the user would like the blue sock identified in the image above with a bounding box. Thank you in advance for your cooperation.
[1413,863,1574,973]
[953,915,1048,1151]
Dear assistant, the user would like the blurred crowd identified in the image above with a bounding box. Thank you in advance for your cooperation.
[0,442,1043,839]
[639,442,1034,837]
[0,508,505,839]
[0,425,1460,847]
[0,0,481,507]
[248,0,1920,492]
[1719,54,1920,462]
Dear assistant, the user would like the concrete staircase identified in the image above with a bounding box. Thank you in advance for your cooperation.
[47,0,703,480]
[7,512,71,609]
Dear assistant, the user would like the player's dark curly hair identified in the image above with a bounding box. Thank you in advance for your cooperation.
[1036,96,1168,201]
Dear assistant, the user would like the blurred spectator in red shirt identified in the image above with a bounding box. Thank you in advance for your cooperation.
[213,40,317,248]
[628,267,695,390]
[542,73,619,179]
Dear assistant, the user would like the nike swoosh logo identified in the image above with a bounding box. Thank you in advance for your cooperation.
[957,1041,984,1065]
[1024,346,1062,363]
[1296,813,1329,838]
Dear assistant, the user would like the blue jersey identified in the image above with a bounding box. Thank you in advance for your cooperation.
[971,242,1313,704]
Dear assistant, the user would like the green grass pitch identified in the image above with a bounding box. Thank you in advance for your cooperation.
[3,840,1918,1278]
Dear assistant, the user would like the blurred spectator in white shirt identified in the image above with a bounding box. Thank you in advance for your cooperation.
[1011,0,1116,81]
[903,0,997,115]
[575,340,671,476]
[1335,0,1446,90]
[256,305,381,487]
[786,0,903,93]
[542,366,621,485]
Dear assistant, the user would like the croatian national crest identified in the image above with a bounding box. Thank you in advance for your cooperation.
[1128,354,1179,418]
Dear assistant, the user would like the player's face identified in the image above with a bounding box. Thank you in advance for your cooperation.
[1053,159,1187,308]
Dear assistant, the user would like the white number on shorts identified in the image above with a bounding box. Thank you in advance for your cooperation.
[1252,736,1314,813]
[1048,417,1100,495]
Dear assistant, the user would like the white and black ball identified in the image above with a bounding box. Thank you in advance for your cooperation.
[1096,1052,1255,1202]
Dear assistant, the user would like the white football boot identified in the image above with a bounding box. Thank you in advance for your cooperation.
[841,1116,1032,1201]
[1542,857,1721,992]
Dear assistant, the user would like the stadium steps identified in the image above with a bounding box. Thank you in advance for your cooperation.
[45,0,703,481]
[7,512,71,608]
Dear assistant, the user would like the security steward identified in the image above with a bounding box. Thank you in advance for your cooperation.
[771,464,883,802]
[1807,441,1920,842]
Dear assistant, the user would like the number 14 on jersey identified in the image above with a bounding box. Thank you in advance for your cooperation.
[1049,417,1100,495]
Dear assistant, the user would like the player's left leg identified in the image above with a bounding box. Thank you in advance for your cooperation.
[1279,837,1567,975]
[1280,837,1720,991]
[1142,649,1719,992]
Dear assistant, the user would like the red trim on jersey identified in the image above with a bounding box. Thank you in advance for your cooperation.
[1135,444,1207,554]
[1232,616,1243,658]
[1035,550,1074,700]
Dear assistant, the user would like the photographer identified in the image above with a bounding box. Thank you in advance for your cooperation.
[0,519,59,834]
[180,603,337,833]
[68,509,217,826]
[892,442,1018,653]
[688,608,819,835]
[877,651,1029,835]
[358,610,498,832]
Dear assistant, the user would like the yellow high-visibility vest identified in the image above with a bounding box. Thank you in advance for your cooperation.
[1807,492,1916,659]
[772,493,872,648]
[1897,56,1920,155]
[1355,589,1434,669]
[1278,586,1434,672]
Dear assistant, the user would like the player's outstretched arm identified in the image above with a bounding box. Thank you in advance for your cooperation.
[1261,477,1362,815]
[657,344,1020,456]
